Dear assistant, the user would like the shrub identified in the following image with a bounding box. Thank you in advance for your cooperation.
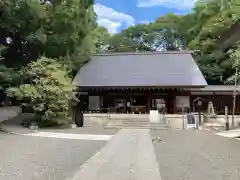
[7,57,75,126]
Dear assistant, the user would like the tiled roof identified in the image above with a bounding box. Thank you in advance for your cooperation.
[73,52,207,88]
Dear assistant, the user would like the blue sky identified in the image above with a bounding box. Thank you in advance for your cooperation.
[94,0,196,34]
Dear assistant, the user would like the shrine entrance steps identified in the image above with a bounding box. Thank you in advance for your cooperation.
[84,114,169,130]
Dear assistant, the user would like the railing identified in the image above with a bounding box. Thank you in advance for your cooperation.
[86,106,148,114]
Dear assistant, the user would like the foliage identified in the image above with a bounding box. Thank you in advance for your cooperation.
[107,18,187,52]
[187,0,240,84]
[0,0,98,126]
[0,0,96,75]
[225,48,240,84]
[105,0,240,84]
[0,46,18,91]
[0,0,47,68]
[7,57,75,125]
[91,26,111,53]
[43,0,96,74]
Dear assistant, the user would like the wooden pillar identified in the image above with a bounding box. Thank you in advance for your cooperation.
[167,90,176,114]
[172,92,177,114]
[147,93,152,113]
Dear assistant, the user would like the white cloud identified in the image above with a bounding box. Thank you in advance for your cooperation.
[94,3,135,34]
[137,0,196,10]
[97,19,121,34]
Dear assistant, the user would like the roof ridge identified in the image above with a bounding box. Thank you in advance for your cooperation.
[93,51,197,56]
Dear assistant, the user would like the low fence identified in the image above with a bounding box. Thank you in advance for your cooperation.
[83,113,184,129]
[83,113,207,130]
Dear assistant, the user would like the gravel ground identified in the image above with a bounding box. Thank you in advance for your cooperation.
[151,130,240,180]
[0,134,107,180]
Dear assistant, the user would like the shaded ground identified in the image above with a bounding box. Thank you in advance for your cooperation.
[41,127,117,135]
[151,130,240,180]
[0,134,107,180]
[1,112,117,135]
[0,106,21,123]
[0,113,34,134]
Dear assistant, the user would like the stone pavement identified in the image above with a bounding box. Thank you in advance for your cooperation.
[69,129,161,180]
[2,127,240,180]
[203,122,225,132]
[216,128,240,138]
[151,130,240,180]
[0,133,107,180]
[23,131,113,141]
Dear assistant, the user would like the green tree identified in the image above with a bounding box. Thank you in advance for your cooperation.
[0,46,8,91]
[43,0,96,75]
[150,13,190,50]
[187,0,240,84]
[0,46,17,91]
[0,0,47,68]
[106,14,191,52]
[0,0,96,76]
[7,57,75,126]
[92,26,111,53]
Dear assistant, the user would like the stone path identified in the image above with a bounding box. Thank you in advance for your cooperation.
[24,132,113,141]
[69,129,161,180]
[216,128,240,138]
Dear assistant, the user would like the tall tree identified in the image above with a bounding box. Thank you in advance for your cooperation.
[188,0,240,84]
[0,46,8,90]
[0,0,96,76]
[43,0,96,75]
[0,0,47,68]
[91,26,111,53]
[106,13,192,52]
[107,23,185,52]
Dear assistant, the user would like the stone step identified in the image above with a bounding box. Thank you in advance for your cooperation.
[106,124,166,128]
[109,119,150,121]
[106,121,150,124]
[104,125,169,130]
[84,118,150,123]
[105,122,169,129]
[106,123,149,126]
[105,123,167,126]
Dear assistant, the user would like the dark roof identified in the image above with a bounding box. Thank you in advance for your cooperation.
[73,51,207,88]
[186,85,240,92]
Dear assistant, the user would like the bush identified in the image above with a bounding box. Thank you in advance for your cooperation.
[7,57,75,126]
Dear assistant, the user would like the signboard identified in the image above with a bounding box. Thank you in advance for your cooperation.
[149,110,160,123]
[184,114,197,130]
